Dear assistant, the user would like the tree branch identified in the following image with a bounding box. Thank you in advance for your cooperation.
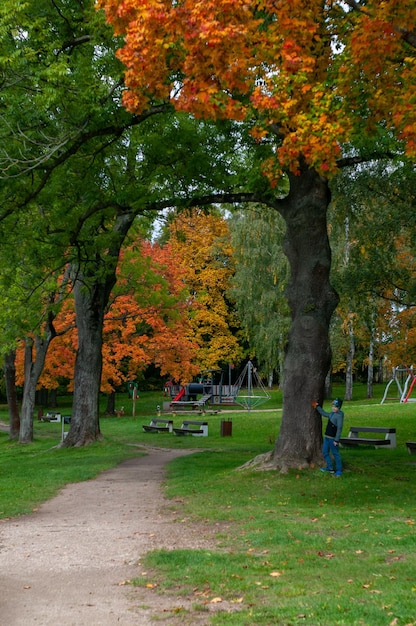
[6,103,171,207]
[336,151,398,169]
[59,35,92,54]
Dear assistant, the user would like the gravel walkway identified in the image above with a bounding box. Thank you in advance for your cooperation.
[0,447,224,625]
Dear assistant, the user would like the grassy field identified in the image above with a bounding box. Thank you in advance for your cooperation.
[1,383,415,624]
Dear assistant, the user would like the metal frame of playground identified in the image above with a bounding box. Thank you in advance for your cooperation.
[381,366,416,403]
[167,360,271,411]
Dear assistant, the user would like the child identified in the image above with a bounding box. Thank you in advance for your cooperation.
[312,398,344,477]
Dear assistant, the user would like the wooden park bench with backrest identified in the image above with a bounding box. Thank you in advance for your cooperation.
[142,418,173,433]
[340,426,396,449]
[173,420,208,437]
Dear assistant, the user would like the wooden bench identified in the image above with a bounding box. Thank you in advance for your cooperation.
[173,420,208,437]
[340,426,396,449]
[406,442,416,455]
[142,418,173,433]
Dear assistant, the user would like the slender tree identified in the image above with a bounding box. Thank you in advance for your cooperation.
[4,350,19,440]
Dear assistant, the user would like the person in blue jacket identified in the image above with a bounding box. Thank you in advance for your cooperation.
[312,398,344,477]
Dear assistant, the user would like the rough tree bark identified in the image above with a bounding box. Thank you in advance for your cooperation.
[62,211,135,447]
[264,164,339,471]
[4,350,20,440]
[62,271,106,446]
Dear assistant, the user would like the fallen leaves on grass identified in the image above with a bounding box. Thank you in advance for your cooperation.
[317,551,335,559]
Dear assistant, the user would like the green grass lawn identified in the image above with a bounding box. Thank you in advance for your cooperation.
[1,383,415,624]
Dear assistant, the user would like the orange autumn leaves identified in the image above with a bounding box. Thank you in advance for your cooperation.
[15,212,241,392]
[15,237,198,392]
[97,0,416,175]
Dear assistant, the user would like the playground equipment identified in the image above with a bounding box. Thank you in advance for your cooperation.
[233,360,271,410]
[401,367,416,403]
[168,368,238,410]
[380,366,416,403]
[168,360,270,411]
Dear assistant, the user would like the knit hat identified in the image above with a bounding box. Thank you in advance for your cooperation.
[332,397,343,409]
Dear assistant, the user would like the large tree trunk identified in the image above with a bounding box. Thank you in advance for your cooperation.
[62,212,135,447]
[4,350,20,440]
[271,165,339,471]
[62,273,105,446]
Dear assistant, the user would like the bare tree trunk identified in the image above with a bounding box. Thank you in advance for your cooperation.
[105,391,116,415]
[19,339,36,443]
[324,369,332,399]
[367,313,376,398]
[19,323,56,443]
[378,357,384,384]
[270,165,339,471]
[62,272,105,446]
[278,335,285,388]
[345,316,355,401]
[50,388,58,407]
[4,350,20,440]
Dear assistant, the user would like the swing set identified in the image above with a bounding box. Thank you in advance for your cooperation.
[380,366,416,403]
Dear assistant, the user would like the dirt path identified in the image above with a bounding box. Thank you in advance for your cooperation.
[0,446,226,625]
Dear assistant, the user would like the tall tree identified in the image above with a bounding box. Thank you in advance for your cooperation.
[100,0,416,469]
[168,209,244,372]
[230,205,290,385]
[329,157,416,395]
[2,0,272,446]
[0,0,141,443]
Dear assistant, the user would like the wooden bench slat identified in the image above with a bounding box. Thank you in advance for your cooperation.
[340,438,391,446]
[143,418,173,433]
[349,427,396,434]
[173,428,204,435]
[173,420,208,437]
[340,426,396,449]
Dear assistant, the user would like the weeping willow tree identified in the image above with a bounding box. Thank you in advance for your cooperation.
[229,205,290,387]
